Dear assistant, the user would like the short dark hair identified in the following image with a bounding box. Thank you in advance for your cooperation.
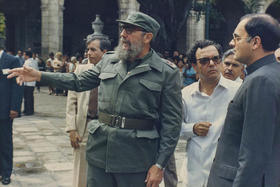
[187,40,223,64]
[222,49,235,62]
[49,52,54,57]
[86,36,111,51]
[24,50,32,58]
[241,13,280,51]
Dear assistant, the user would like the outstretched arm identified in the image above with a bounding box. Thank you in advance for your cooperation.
[8,66,41,85]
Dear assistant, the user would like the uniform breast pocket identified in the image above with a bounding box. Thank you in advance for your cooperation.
[135,79,162,111]
[98,72,117,102]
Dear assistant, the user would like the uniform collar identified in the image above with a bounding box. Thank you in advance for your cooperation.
[246,54,276,75]
[137,49,163,72]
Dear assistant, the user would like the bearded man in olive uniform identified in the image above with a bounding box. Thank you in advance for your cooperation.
[8,12,182,187]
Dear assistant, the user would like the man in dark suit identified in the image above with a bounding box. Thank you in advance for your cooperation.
[207,13,280,187]
[0,45,23,185]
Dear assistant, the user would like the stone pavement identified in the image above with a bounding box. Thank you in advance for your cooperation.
[5,86,187,187]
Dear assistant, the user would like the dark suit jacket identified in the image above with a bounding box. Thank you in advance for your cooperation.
[0,51,23,119]
[207,54,280,187]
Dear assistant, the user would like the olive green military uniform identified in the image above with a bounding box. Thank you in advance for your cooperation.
[40,12,182,187]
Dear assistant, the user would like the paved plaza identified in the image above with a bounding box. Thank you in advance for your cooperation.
[6,86,187,187]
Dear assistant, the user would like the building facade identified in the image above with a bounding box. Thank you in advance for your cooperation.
[0,0,278,58]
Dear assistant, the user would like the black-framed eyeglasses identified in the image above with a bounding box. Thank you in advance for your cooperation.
[120,25,147,35]
[197,56,221,65]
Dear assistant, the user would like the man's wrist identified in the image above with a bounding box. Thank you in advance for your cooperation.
[37,71,42,82]
[155,163,163,170]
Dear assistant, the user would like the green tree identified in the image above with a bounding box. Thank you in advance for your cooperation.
[0,12,6,39]
[243,0,262,13]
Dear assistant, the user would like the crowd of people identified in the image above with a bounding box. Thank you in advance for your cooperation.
[1,11,280,187]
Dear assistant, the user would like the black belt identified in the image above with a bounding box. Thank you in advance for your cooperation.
[87,115,98,120]
[98,112,154,130]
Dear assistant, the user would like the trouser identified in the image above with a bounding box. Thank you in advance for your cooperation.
[87,164,147,187]
[72,131,88,187]
[0,119,13,178]
[164,153,178,187]
[24,86,34,114]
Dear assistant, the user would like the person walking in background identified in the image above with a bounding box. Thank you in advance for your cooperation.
[52,52,64,96]
[46,52,54,95]
[23,50,38,115]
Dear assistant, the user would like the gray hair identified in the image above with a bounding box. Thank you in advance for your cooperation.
[222,49,235,62]
[86,35,111,51]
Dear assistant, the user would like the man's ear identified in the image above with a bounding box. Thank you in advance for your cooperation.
[252,36,262,50]
[143,33,153,44]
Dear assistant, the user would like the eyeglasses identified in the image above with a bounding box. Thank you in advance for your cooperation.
[197,56,221,65]
[120,25,146,35]
[232,33,252,42]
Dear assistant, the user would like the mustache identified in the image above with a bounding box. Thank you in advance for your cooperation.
[224,70,233,74]
[120,38,130,45]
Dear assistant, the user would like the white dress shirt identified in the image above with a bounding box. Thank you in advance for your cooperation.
[181,76,240,187]
[24,58,39,87]
[0,50,3,59]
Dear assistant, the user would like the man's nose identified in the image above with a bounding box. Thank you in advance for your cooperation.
[209,59,216,66]
[120,29,127,38]
[229,39,235,47]
[228,64,233,70]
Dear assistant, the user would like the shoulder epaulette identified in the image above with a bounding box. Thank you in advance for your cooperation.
[164,60,177,69]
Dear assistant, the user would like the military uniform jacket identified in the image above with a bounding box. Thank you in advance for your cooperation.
[41,50,182,173]
[207,55,280,187]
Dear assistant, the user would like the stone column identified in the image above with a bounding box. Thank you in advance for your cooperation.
[41,0,64,59]
[258,0,274,13]
[186,10,205,51]
[118,0,140,20]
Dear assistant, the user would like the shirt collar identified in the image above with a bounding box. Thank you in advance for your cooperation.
[191,75,229,96]
[246,54,276,75]
[0,50,3,59]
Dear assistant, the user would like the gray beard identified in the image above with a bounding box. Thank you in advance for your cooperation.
[115,39,144,62]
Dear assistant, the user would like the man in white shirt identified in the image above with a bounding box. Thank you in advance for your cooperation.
[275,48,280,62]
[181,40,240,187]
[222,49,245,83]
[23,50,38,115]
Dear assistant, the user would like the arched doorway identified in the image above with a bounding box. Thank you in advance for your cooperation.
[0,0,41,54]
[63,0,119,56]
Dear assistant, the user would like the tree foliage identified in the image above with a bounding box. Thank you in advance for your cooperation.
[137,0,193,52]
[0,12,5,39]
